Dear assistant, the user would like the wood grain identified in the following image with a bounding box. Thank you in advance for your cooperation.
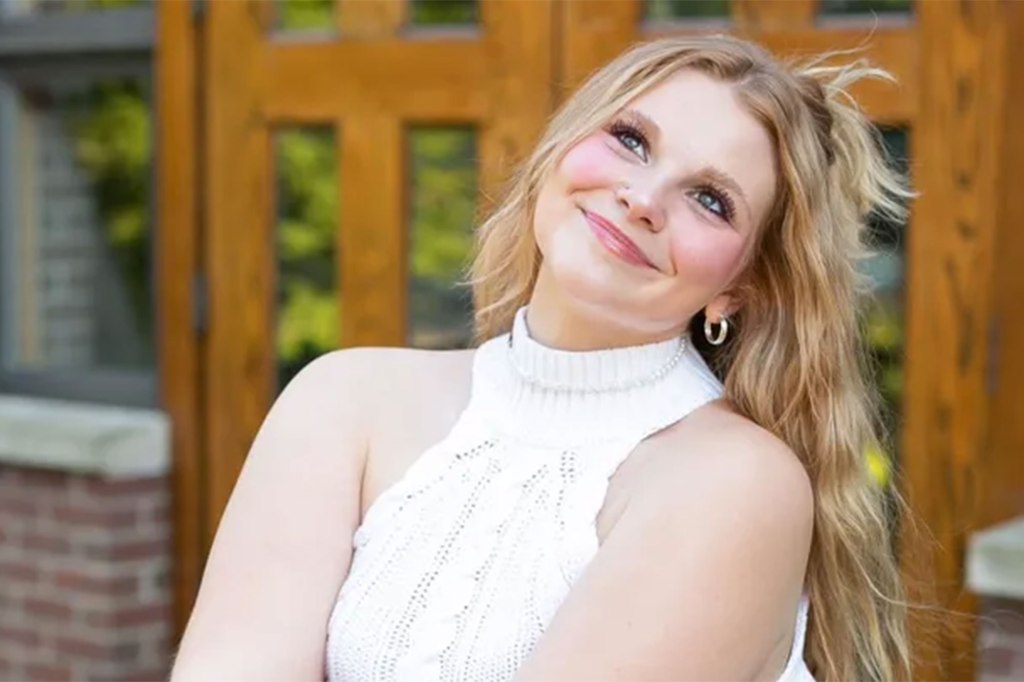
[155,0,202,640]
[732,0,817,30]
[203,0,274,535]
[340,116,406,347]
[265,40,489,122]
[986,0,1024,533]
[337,0,405,37]
[560,0,637,102]
[902,2,1011,679]
[479,0,555,203]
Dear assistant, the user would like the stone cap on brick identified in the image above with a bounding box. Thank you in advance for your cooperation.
[0,394,169,477]
[967,515,1024,601]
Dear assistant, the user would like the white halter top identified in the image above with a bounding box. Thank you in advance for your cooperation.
[325,306,814,681]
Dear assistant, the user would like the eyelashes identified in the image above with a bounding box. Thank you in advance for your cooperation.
[603,115,738,224]
[607,118,649,161]
[693,183,737,223]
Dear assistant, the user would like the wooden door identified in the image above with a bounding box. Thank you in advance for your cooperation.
[163,0,554,634]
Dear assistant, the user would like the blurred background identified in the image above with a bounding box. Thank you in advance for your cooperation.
[0,0,1021,680]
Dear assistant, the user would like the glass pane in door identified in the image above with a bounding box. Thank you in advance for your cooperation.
[407,127,477,350]
[273,127,340,391]
[861,127,909,490]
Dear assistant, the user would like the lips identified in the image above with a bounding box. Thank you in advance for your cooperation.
[582,209,656,270]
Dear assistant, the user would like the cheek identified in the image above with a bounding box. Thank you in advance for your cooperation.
[534,136,622,250]
[668,227,747,284]
[557,136,621,190]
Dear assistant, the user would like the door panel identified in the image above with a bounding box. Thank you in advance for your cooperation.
[201,0,554,540]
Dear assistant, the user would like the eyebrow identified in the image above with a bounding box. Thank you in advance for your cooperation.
[623,108,754,224]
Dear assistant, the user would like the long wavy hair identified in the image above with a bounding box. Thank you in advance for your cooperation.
[467,34,950,681]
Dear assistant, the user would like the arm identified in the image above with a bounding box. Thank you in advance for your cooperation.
[169,349,373,681]
[515,425,814,682]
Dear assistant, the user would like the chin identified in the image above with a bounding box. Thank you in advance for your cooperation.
[535,211,652,315]
[544,249,641,314]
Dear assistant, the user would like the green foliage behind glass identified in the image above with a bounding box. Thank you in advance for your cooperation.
[275,0,478,31]
[409,129,476,349]
[819,0,912,14]
[411,0,477,25]
[70,79,153,364]
[276,0,334,31]
[275,129,339,389]
[859,128,909,485]
[646,0,730,20]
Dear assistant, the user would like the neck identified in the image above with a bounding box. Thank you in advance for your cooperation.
[463,305,725,447]
[526,268,683,351]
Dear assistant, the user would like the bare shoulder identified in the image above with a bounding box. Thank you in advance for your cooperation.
[635,399,816,620]
[325,345,476,425]
[359,345,477,389]
[337,346,478,514]
[291,344,475,397]
[288,345,476,429]
[644,399,814,520]
[170,346,474,680]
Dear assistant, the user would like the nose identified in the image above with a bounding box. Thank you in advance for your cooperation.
[615,182,666,232]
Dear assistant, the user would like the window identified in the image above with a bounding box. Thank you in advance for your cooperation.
[863,128,909,446]
[273,127,340,392]
[645,0,730,22]
[0,0,156,406]
[407,127,477,350]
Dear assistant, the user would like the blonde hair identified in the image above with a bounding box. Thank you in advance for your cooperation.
[468,34,953,681]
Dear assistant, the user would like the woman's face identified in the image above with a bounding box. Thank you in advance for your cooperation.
[531,68,778,339]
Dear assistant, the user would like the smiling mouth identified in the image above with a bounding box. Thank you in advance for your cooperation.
[581,209,656,270]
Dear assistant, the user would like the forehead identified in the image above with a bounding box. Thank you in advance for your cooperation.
[625,69,777,218]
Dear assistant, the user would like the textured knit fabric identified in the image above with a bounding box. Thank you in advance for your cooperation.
[325,306,815,681]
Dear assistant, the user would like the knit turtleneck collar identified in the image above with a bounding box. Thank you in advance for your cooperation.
[467,306,725,447]
[507,306,688,393]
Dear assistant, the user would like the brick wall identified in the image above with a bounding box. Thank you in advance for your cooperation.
[0,464,172,681]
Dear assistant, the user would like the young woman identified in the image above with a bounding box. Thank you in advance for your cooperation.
[171,34,915,681]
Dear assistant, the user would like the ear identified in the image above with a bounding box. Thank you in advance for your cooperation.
[705,291,741,323]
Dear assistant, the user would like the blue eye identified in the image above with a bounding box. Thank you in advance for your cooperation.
[607,121,649,162]
[697,191,724,216]
[618,131,644,154]
[693,186,736,223]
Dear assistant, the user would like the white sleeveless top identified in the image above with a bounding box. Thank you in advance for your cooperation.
[325,306,815,681]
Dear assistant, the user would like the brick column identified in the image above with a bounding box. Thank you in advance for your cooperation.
[0,396,171,681]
